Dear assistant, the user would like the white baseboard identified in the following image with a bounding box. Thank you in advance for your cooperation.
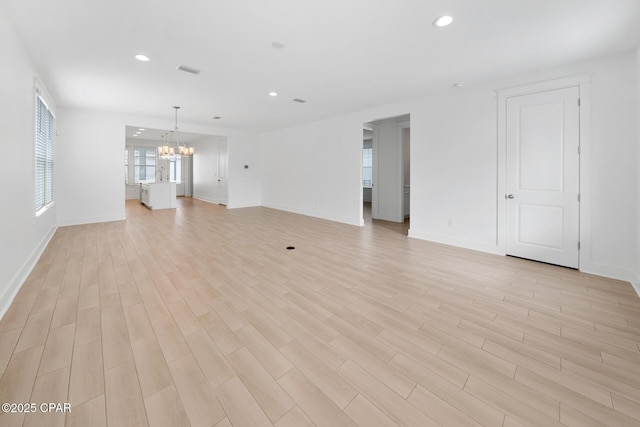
[193,195,226,205]
[187,195,260,209]
[579,263,640,297]
[407,229,503,255]
[0,225,57,321]
[226,201,260,209]
[261,202,362,227]
[629,272,640,298]
[408,231,640,298]
[57,213,125,227]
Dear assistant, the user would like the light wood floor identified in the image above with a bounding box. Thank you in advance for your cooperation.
[1,198,640,427]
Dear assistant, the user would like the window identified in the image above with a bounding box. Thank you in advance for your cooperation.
[133,147,156,183]
[35,93,54,214]
[169,156,181,182]
[362,147,373,187]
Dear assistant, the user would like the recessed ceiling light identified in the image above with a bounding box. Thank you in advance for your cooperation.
[138,128,145,131]
[433,15,453,28]
[134,54,150,62]
[269,92,278,97]
[271,42,285,49]
[453,82,464,88]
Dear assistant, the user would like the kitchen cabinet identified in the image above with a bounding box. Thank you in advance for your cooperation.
[140,183,177,210]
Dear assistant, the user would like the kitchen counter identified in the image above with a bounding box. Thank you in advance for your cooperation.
[140,182,177,210]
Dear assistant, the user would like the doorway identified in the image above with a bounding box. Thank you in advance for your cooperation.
[124,126,227,211]
[503,86,581,268]
[362,126,374,222]
[361,114,410,232]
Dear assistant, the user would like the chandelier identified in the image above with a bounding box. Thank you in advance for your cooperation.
[158,106,194,159]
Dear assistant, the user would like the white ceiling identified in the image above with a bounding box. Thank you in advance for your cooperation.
[124,126,219,145]
[2,0,639,131]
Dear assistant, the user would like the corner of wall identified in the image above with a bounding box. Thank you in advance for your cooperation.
[636,46,640,297]
[407,228,503,256]
[0,224,57,320]
[631,273,640,298]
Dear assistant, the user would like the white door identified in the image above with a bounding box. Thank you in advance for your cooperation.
[218,140,228,205]
[505,86,580,268]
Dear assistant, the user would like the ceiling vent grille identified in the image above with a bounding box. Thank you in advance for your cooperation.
[292,98,307,103]
[176,65,201,75]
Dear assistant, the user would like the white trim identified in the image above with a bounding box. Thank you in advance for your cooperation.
[496,74,592,98]
[398,121,410,222]
[226,201,260,209]
[0,225,57,321]
[57,214,125,227]
[262,201,362,227]
[394,121,408,223]
[193,195,227,206]
[370,123,380,222]
[631,273,640,298]
[35,201,56,218]
[580,265,640,298]
[33,77,57,115]
[496,74,592,270]
[408,229,503,255]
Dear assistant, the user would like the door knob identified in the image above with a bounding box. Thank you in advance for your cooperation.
[506,194,515,199]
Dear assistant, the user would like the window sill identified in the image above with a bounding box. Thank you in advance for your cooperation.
[35,201,55,218]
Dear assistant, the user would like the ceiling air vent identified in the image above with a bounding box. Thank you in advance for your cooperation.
[292,98,307,103]
[176,65,201,75]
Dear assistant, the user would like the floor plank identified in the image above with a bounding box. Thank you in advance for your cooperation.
[0,198,637,426]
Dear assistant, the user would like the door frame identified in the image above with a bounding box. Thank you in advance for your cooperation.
[496,74,591,269]
[398,120,410,221]
[362,123,380,224]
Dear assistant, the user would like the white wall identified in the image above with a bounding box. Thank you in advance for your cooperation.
[260,52,639,286]
[56,109,261,225]
[0,9,57,317]
[193,136,226,204]
[190,132,260,209]
[580,53,637,282]
[409,85,504,252]
[636,47,640,294]
[57,109,127,225]
[261,117,363,225]
[225,132,260,209]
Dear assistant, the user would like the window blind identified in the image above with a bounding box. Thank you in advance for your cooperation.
[35,93,54,213]
[362,147,373,187]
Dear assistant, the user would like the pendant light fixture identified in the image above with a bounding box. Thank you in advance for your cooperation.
[157,106,194,159]
[172,106,194,157]
[157,132,173,158]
